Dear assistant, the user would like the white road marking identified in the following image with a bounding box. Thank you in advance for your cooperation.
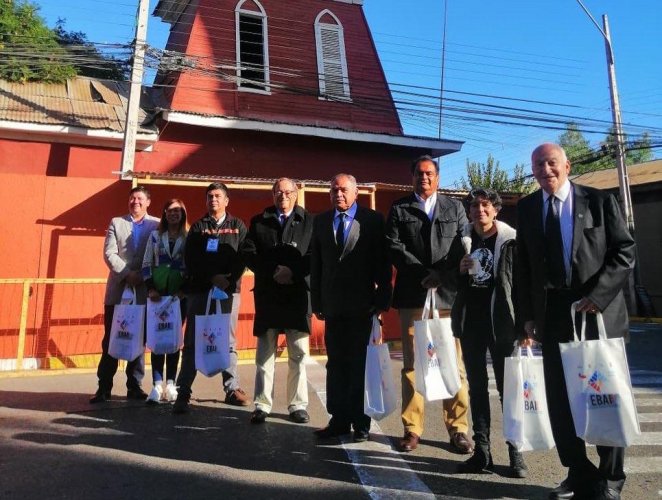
[631,432,662,446]
[625,456,662,474]
[306,357,436,499]
[638,413,662,423]
[636,399,662,407]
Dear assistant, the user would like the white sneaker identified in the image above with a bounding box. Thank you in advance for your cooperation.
[146,385,163,404]
[165,380,178,402]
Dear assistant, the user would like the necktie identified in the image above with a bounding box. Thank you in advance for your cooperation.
[279,213,287,227]
[335,212,346,250]
[545,195,566,288]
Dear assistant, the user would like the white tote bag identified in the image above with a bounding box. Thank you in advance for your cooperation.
[503,346,556,451]
[560,302,641,447]
[364,315,398,420]
[194,290,231,377]
[146,296,183,355]
[414,288,461,401]
[108,287,145,362]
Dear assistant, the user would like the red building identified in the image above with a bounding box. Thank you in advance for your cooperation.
[0,0,462,370]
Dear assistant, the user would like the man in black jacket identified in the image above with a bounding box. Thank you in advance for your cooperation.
[386,155,472,454]
[311,173,392,443]
[173,182,253,413]
[518,143,635,500]
[244,178,314,425]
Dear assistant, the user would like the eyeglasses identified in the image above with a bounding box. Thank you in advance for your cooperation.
[274,190,295,197]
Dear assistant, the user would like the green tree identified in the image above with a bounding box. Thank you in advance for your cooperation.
[602,127,653,166]
[459,154,534,193]
[0,0,76,82]
[53,19,129,80]
[558,122,608,174]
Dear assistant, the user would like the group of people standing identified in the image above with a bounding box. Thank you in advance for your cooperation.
[90,141,634,500]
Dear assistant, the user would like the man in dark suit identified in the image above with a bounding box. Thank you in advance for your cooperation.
[517,143,635,500]
[244,178,314,425]
[311,173,392,443]
[385,155,472,454]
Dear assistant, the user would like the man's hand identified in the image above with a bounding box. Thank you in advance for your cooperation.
[575,297,600,314]
[314,312,325,321]
[125,271,143,286]
[420,269,442,289]
[519,320,537,347]
[211,273,231,290]
[273,265,294,285]
[148,289,161,302]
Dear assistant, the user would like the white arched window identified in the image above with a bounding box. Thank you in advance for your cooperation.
[235,0,270,93]
[314,10,350,100]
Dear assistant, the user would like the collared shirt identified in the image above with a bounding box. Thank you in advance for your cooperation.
[276,209,294,226]
[333,202,357,242]
[210,214,227,227]
[414,192,437,221]
[131,214,149,252]
[542,181,573,286]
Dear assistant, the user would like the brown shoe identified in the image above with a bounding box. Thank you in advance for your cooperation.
[450,432,474,454]
[399,431,420,452]
[225,388,250,406]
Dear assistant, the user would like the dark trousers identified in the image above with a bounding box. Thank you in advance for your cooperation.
[97,304,145,393]
[324,314,372,432]
[176,292,238,400]
[543,290,626,490]
[461,332,511,448]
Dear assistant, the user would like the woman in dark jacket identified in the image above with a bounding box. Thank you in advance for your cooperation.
[451,188,526,478]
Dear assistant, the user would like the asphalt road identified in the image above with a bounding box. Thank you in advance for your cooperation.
[0,322,660,500]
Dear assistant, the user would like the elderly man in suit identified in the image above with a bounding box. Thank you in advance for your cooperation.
[244,178,314,425]
[311,173,392,443]
[90,186,160,403]
[386,155,472,454]
[517,143,635,500]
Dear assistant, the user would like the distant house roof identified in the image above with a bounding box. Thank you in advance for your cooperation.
[570,159,662,190]
[0,78,158,148]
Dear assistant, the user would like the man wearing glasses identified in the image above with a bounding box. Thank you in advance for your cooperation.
[243,178,314,424]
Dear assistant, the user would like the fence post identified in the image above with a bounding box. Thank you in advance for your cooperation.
[16,280,31,371]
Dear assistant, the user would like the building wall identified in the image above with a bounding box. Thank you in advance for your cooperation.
[161,0,402,134]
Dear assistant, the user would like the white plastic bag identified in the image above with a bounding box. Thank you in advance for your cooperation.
[414,288,461,401]
[146,296,183,354]
[560,302,641,447]
[108,287,145,361]
[364,315,397,420]
[503,346,556,451]
[194,290,231,377]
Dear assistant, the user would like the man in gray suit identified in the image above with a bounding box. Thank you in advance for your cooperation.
[90,186,160,403]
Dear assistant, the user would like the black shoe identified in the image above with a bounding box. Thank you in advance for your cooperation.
[456,448,494,473]
[508,444,528,478]
[172,398,189,414]
[314,425,351,439]
[126,388,148,400]
[353,429,369,442]
[89,390,111,404]
[289,409,310,424]
[250,409,268,424]
[548,479,575,500]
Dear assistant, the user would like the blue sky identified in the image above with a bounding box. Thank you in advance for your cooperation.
[33,0,662,188]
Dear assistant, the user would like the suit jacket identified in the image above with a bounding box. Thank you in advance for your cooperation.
[244,205,314,336]
[310,205,392,318]
[516,183,635,341]
[103,214,160,305]
[386,192,468,309]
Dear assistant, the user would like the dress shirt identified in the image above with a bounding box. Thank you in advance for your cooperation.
[131,215,149,252]
[542,181,573,286]
[276,209,293,226]
[414,192,437,221]
[333,202,357,242]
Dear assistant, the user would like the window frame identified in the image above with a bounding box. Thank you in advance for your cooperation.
[235,0,271,94]
[314,9,351,101]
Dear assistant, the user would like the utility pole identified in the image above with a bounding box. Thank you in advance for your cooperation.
[120,0,150,178]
